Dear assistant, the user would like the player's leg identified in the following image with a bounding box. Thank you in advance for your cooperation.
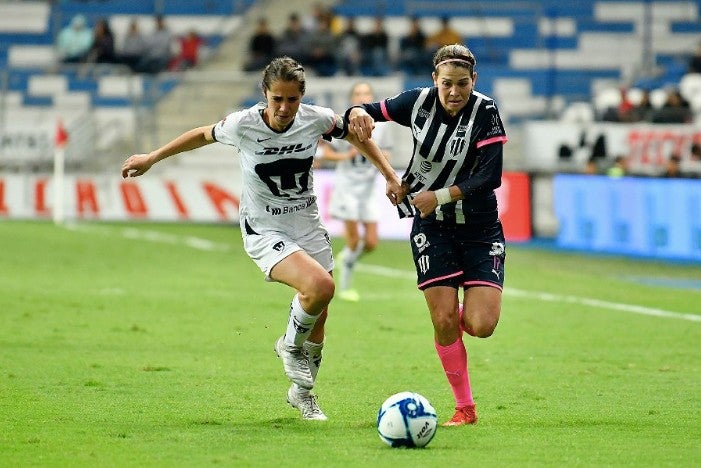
[270,251,334,391]
[423,286,476,426]
[461,286,501,338]
[272,229,334,420]
[410,219,475,425]
[362,220,379,253]
[460,226,505,338]
[338,220,361,301]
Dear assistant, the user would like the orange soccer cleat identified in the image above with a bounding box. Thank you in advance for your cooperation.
[442,404,477,426]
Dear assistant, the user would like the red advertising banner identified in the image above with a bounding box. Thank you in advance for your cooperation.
[496,172,532,242]
[0,170,531,241]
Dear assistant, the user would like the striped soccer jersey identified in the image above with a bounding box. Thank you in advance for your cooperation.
[359,87,507,225]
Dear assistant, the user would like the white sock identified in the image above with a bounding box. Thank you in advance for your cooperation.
[347,240,365,264]
[303,339,324,381]
[283,294,317,348]
[292,339,324,397]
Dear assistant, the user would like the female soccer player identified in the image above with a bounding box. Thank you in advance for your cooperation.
[318,82,393,302]
[122,56,402,421]
[347,44,508,426]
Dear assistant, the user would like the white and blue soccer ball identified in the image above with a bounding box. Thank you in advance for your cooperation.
[377,391,438,448]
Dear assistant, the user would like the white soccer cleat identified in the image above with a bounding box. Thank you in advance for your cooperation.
[287,386,327,421]
[274,336,313,390]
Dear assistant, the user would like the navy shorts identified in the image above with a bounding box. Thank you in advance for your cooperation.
[410,217,506,291]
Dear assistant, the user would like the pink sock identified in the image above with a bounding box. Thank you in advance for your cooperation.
[435,338,474,407]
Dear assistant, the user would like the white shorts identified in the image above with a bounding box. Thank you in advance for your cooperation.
[329,181,380,223]
[242,222,334,281]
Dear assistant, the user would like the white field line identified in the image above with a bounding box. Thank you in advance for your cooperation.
[356,264,701,323]
[64,223,231,252]
[65,224,700,322]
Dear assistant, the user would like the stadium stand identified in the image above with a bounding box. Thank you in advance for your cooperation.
[330,0,701,122]
[2,0,701,170]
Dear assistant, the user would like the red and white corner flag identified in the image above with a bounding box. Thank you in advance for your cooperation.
[53,120,69,224]
[55,119,69,148]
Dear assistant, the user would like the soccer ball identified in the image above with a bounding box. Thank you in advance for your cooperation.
[377,391,438,448]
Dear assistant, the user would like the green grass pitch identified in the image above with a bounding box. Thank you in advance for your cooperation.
[1,221,699,466]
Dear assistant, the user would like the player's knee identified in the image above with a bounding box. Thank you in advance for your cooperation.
[315,275,335,305]
[302,275,335,311]
[433,312,459,337]
[471,313,499,338]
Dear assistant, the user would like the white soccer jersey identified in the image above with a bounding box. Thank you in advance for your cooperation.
[328,121,392,187]
[213,102,345,236]
[327,121,393,222]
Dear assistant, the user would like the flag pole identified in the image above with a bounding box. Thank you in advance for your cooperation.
[53,120,68,225]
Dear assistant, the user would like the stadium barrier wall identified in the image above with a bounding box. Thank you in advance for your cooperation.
[0,170,532,242]
[553,174,701,261]
[523,121,701,175]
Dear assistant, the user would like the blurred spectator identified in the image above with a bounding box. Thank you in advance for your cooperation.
[243,17,275,72]
[337,16,361,76]
[651,88,693,123]
[630,89,653,121]
[57,14,93,63]
[399,16,429,76]
[302,3,324,32]
[276,13,307,63]
[691,143,701,162]
[302,3,337,33]
[606,155,628,178]
[583,158,599,175]
[133,15,174,74]
[689,41,701,74]
[361,16,390,76]
[118,18,145,71]
[171,29,204,70]
[305,16,337,76]
[662,154,683,178]
[85,17,115,64]
[425,16,462,53]
[682,143,701,178]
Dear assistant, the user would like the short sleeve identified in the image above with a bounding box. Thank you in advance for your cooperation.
[212,111,243,147]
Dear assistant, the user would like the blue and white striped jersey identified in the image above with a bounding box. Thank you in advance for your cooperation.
[359,87,507,226]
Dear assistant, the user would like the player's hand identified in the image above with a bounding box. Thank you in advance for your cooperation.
[121,153,154,178]
[410,191,439,218]
[385,177,405,206]
[348,107,375,142]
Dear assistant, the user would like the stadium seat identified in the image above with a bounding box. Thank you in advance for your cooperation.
[28,74,68,97]
[8,45,57,69]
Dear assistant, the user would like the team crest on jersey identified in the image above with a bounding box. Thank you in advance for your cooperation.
[449,138,466,156]
[418,108,430,119]
[273,241,285,251]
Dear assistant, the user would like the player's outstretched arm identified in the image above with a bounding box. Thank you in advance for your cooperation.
[344,132,404,205]
[121,124,215,178]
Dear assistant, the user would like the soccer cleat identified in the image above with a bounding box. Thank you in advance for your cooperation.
[338,288,360,302]
[441,404,477,426]
[274,336,314,390]
[287,386,328,421]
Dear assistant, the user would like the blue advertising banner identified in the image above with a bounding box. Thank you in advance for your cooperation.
[554,175,701,261]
